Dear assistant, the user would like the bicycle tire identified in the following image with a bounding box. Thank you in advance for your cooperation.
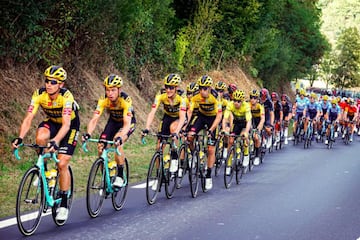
[224,147,235,189]
[176,143,187,189]
[165,156,178,199]
[112,158,129,211]
[16,167,44,236]
[86,158,106,218]
[146,152,162,205]
[236,149,244,185]
[200,153,207,193]
[52,165,74,225]
[189,150,200,198]
[215,138,224,176]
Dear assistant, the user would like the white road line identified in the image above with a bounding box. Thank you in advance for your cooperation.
[0,210,51,229]
[0,183,149,229]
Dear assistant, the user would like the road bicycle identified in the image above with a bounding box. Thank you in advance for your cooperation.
[14,144,74,236]
[293,117,305,145]
[325,120,336,149]
[223,134,244,189]
[342,120,352,145]
[186,130,210,198]
[82,139,129,217]
[142,133,179,205]
[214,133,225,176]
[304,119,314,149]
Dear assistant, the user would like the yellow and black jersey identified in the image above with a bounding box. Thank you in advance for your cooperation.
[152,93,187,118]
[27,87,79,124]
[190,90,222,117]
[250,102,265,119]
[94,94,133,122]
[224,101,251,122]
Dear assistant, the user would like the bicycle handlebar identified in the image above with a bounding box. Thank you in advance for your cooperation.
[82,139,121,156]
[13,143,59,163]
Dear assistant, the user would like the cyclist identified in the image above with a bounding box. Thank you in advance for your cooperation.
[11,65,80,221]
[324,98,341,145]
[343,98,358,142]
[215,81,229,159]
[186,75,222,190]
[142,74,186,168]
[293,88,308,140]
[260,88,274,149]
[227,83,237,101]
[318,95,331,139]
[271,92,283,147]
[82,74,135,188]
[281,94,292,144]
[249,89,265,166]
[222,90,252,170]
[304,92,321,140]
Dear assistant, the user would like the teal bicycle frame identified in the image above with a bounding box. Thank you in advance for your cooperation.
[14,144,61,208]
[82,139,126,193]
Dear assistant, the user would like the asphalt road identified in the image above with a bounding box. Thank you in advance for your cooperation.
[1,137,360,240]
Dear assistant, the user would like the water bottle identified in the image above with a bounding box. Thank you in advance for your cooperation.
[164,154,170,169]
[45,168,57,188]
[170,150,178,173]
[108,160,117,177]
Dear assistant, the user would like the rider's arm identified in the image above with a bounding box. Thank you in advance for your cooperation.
[87,112,101,136]
[52,110,71,145]
[174,99,187,134]
[18,112,35,140]
[145,107,157,130]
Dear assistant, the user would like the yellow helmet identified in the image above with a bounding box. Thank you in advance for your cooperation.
[322,95,329,101]
[232,90,245,101]
[310,92,317,99]
[250,89,260,98]
[103,74,123,88]
[186,82,199,93]
[44,66,67,82]
[164,73,181,86]
[215,81,227,91]
[299,88,306,96]
[331,98,337,104]
[197,75,213,87]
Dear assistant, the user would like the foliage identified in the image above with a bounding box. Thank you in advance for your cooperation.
[331,27,360,88]
[174,0,222,73]
[1,0,333,87]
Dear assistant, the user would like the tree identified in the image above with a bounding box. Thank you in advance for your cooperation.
[332,27,360,89]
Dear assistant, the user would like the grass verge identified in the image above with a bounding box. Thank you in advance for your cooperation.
[0,134,158,218]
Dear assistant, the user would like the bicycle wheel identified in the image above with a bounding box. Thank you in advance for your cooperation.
[236,150,244,184]
[52,165,74,225]
[86,158,106,218]
[165,156,178,199]
[112,158,129,211]
[16,167,44,236]
[176,143,187,189]
[199,153,207,193]
[189,150,200,198]
[146,152,162,205]
[224,147,235,189]
[214,138,224,176]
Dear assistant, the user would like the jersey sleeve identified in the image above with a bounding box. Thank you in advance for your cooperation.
[245,103,252,122]
[62,90,75,116]
[94,96,107,116]
[223,102,232,119]
[27,89,41,115]
[152,93,163,109]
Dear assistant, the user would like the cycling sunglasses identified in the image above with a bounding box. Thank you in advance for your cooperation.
[165,85,175,90]
[45,79,59,85]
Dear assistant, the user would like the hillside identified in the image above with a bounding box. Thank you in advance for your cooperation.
[0,63,265,153]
